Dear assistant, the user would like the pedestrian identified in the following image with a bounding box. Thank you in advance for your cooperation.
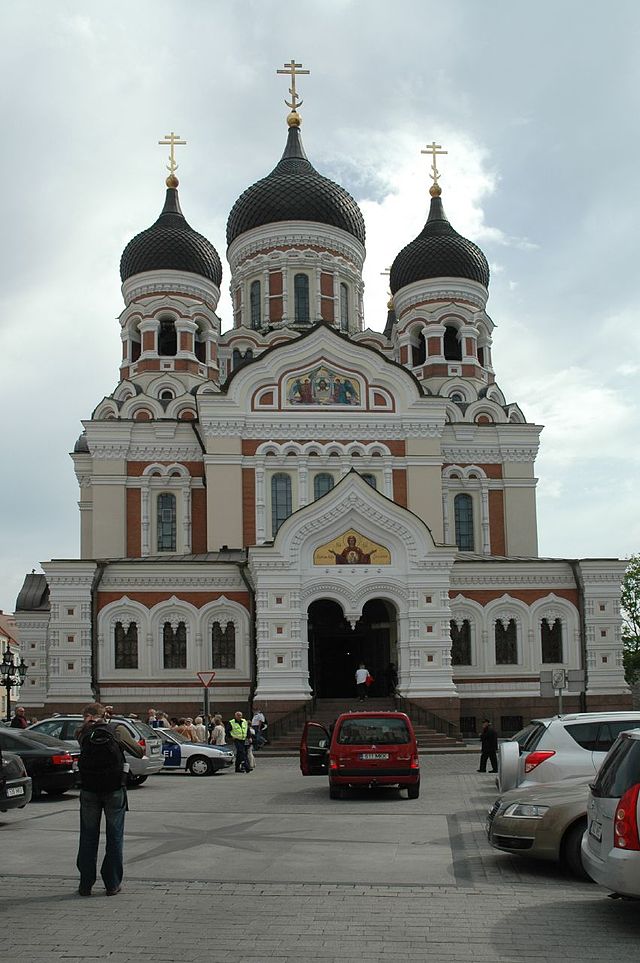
[146,708,158,727]
[156,711,169,728]
[209,714,226,745]
[75,702,144,897]
[229,711,250,772]
[10,706,28,729]
[355,663,369,702]
[193,716,207,742]
[384,662,398,696]
[246,727,257,771]
[104,705,114,721]
[174,718,194,740]
[251,706,267,748]
[478,719,499,773]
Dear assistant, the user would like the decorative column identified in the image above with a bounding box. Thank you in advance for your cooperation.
[480,482,490,555]
[442,489,450,543]
[255,457,266,543]
[141,486,150,556]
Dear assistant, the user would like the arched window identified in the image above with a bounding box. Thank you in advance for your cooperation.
[361,473,377,489]
[294,273,310,323]
[195,336,206,362]
[340,283,349,331]
[271,473,292,535]
[478,346,486,367]
[541,618,563,663]
[158,318,177,357]
[250,280,261,328]
[495,619,518,665]
[454,493,474,551]
[131,340,141,362]
[212,621,236,668]
[313,473,334,499]
[450,619,471,666]
[411,331,427,366]
[157,493,177,552]
[163,621,187,669]
[443,325,462,361]
[114,621,138,669]
[160,389,174,401]
[232,348,253,370]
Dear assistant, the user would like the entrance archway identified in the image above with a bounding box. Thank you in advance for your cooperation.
[308,598,397,698]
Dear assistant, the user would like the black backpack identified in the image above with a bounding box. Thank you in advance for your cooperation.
[78,723,125,793]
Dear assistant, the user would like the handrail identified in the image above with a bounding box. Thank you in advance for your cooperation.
[267,698,315,742]
[394,695,460,740]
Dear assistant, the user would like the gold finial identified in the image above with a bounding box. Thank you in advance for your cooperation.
[421,141,447,196]
[158,131,187,187]
[380,267,394,310]
[277,59,310,124]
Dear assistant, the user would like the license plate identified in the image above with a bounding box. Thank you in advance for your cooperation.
[6,786,24,797]
[72,760,79,771]
[589,820,602,842]
[360,753,389,760]
[150,746,160,754]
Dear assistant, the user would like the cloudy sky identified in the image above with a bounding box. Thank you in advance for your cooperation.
[2,0,639,612]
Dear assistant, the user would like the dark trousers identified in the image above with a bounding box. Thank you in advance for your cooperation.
[233,739,249,772]
[356,682,367,701]
[76,788,126,891]
[479,750,498,772]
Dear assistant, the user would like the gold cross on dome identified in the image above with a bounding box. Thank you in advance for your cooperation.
[158,131,187,175]
[277,59,310,111]
[421,141,448,189]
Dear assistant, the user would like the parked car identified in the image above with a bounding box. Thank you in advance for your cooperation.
[0,749,32,811]
[0,728,79,798]
[498,712,640,792]
[156,729,234,775]
[486,775,591,878]
[582,727,640,898]
[28,715,164,786]
[300,711,420,799]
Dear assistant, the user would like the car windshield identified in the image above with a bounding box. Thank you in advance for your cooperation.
[591,733,640,798]
[9,729,71,749]
[164,731,190,744]
[337,718,410,745]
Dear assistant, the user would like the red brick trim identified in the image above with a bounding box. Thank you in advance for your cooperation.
[97,591,250,612]
[488,490,506,554]
[126,489,141,558]
[242,468,256,546]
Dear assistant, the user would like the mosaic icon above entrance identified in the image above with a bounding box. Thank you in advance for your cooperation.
[313,529,391,565]
[286,365,361,406]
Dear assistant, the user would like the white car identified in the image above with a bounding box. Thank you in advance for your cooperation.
[498,712,640,792]
[156,729,234,775]
[582,727,640,898]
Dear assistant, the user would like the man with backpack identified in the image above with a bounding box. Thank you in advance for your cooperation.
[76,703,144,897]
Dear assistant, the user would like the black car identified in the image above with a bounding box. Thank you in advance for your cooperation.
[0,729,79,799]
[0,749,32,811]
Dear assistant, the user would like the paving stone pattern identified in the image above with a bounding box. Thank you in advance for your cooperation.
[0,755,638,962]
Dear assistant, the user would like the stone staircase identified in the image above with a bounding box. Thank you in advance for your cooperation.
[259,697,467,755]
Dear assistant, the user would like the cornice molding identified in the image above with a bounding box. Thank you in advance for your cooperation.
[201,419,444,439]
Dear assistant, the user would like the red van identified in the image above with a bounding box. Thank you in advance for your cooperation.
[300,711,420,799]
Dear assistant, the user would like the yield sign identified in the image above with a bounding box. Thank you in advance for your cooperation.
[197,671,216,688]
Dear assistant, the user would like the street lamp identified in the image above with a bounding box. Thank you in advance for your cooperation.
[0,649,28,722]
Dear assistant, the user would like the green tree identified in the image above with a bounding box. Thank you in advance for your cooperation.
[621,554,640,685]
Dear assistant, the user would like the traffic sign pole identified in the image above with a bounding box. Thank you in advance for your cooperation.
[196,671,216,723]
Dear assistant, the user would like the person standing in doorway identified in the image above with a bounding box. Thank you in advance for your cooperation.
[355,663,369,702]
[76,703,144,897]
[229,711,250,772]
[478,719,499,773]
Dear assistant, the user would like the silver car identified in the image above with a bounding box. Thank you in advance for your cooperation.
[28,715,164,786]
[498,712,640,792]
[582,728,640,898]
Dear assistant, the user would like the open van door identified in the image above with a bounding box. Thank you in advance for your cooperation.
[300,721,331,775]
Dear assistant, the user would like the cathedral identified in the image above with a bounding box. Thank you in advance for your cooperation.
[15,65,630,736]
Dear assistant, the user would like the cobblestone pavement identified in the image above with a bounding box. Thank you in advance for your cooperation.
[1,755,638,962]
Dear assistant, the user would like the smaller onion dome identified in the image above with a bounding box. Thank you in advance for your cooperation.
[226,123,365,246]
[73,432,89,453]
[120,182,222,286]
[390,193,489,293]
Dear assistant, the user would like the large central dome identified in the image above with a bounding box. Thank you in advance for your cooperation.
[226,124,366,246]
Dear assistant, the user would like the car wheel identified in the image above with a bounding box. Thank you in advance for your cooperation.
[562,819,591,881]
[406,783,420,799]
[126,774,148,787]
[188,756,213,776]
[329,783,342,799]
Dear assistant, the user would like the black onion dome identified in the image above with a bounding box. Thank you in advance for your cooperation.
[226,125,365,246]
[120,187,222,286]
[390,194,489,293]
[73,432,89,453]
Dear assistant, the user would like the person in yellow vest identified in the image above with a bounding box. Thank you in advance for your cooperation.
[228,711,250,773]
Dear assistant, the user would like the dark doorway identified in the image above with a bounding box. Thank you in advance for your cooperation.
[308,598,396,698]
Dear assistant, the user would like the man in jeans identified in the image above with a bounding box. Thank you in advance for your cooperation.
[228,711,250,773]
[76,703,144,897]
